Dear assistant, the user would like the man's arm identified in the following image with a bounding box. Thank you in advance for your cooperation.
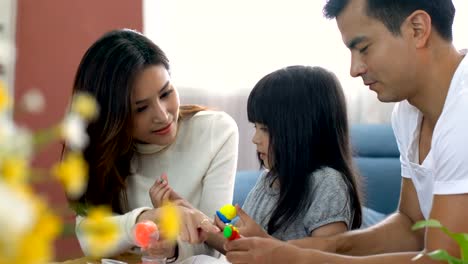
[289,178,425,255]
[293,249,435,264]
[425,193,468,258]
[295,193,468,264]
[225,237,432,264]
[226,181,468,264]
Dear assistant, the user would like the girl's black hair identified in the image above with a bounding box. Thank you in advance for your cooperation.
[247,65,362,234]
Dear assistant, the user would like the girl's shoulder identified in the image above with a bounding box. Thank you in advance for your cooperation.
[310,167,347,187]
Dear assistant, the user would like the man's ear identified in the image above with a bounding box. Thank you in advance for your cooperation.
[402,10,432,48]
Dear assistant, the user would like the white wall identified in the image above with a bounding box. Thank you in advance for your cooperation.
[144,0,468,124]
[144,0,468,170]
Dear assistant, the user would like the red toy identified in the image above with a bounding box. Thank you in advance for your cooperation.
[223,224,241,241]
[134,220,159,248]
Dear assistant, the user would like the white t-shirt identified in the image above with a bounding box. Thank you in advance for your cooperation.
[392,52,468,219]
[76,110,239,261]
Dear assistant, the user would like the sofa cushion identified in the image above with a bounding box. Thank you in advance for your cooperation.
[351,124,399,158]
[354,157,401,214]
[233,170,262,207]
[351,124,401,214]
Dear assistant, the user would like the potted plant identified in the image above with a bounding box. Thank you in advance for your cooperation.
[412,219,468,264]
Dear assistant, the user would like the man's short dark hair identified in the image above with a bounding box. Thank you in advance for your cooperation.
[323,0,455,41]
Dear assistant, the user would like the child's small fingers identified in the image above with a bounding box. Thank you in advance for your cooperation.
[161,173,169,182]
[214,215,226,229]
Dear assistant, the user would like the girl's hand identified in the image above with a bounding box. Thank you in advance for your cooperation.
[234,205,270,238]
[177,206,221,244]
[149,173,189,208]
[214,214,227,231]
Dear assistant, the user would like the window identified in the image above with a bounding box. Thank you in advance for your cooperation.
[144,0,468,125]
[144,0,468,96]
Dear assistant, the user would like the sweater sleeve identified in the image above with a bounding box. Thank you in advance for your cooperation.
[176,112,239,262]
[75,206,151,256]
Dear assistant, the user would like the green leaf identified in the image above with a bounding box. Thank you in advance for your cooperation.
[61,222,76,237]
[448,233,468,261]
[412,219,444,231]
[413,219,468,261]
[426,249,463,264]
[69,201,89,216]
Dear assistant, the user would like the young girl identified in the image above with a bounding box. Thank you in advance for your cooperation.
[168,66,362,259]
[234,65,362,241]
[70,29,239,261]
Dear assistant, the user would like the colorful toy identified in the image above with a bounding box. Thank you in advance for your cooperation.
[223,224,241,241]
[134,220,159,249]
[216,204,237,224]
[134,201,180,250]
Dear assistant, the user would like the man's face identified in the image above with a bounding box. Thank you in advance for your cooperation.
[336,0,419,102]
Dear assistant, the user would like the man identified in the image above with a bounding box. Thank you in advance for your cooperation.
[224,0,468,263]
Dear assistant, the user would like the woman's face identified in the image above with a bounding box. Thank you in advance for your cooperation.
[131,65,180,146]
[252,123,271,169]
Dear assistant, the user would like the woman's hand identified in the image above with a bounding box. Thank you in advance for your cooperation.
[234,205,270,238]
[146,238,177,259]
[149,173,191,208]
[136,208,160,223]
[148,174,220,244]
[177,205,221,244]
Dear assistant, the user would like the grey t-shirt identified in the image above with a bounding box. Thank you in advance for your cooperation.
[242,167,352,241]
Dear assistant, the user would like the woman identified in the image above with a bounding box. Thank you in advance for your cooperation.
[71,29,238,262]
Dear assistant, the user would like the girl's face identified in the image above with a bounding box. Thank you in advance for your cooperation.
[252,123,271,169]
[131,65,180,146]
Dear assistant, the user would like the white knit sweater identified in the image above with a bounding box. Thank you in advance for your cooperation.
[75,110,239,262]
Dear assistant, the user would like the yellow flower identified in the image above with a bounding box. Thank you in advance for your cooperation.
[81,206,119,257]
[0,185,60,264]
[1,156,29,185]
[0,183,36,251]
[159,201,180,241]
[31,200,62,240]
[14,200,61,264]
[0,80,11,113]
[52,152,88,199]
[71,92,99,121]
[15,232,52,264]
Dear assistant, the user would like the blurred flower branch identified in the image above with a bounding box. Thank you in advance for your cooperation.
[0,80,119,263]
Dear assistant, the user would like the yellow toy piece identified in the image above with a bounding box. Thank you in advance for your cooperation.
[216,204,237,223]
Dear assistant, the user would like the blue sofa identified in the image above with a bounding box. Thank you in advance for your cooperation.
[350,124,401,215]
[233,124,401,225]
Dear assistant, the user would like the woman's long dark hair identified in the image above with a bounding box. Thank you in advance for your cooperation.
[70,29,203,214]
[247,65,362,234]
